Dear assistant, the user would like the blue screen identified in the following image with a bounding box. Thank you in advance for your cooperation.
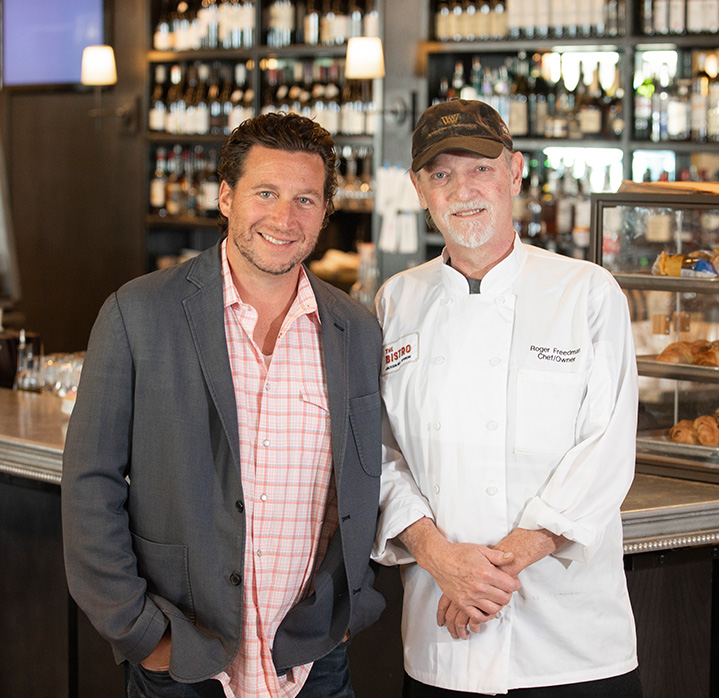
[3,0,104,86]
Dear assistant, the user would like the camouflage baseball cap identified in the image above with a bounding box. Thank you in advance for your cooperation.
[411,99,514,172]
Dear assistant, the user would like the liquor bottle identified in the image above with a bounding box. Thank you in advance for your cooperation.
[154,0,175,49]
[165,146,184,217]
[200,149,220,216]
[228,62,249,131]
[651,62,671,142]
[350,243,379,310]
[320,0,334,44]
[150,148,169,216]
[149,65,168,132]
[194,63,211,135]
[591,0,605,35]
[654,0,670,33]
[706,54,719,140]
[479,0,493,38]
[667,78,692,140]
[198,0,219,48]
[606,0,620,35]
[460,0,477,40]
[578,63,604,137]
[448,60,466,99]
[238,0,256,47]
[527,53,549,137]
[568,61,588,139]
[436,0,451,39]
[183,63,200,134]
[508,54,529,137]
[449,0,464,39]
[548,74,571,138]
[691,52,710,142]
[535,0,550,36]
[348,0,363,37]
[266,0,295,46]
[641,0,653,32]
[304,0,321,43]
[604,65,625,137]
[364,0,380,36]
[208,63,225,135]
[687,0,704,31]
[634,60,655,140]
[331,0,348,44]
[668,0,686,33]
[181,148,198,217]
[165,64,186,135]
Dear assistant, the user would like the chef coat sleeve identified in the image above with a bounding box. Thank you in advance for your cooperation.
[516,275,638,563]
[371,404,435,566]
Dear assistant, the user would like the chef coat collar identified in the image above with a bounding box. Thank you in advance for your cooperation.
[440,233,525,295]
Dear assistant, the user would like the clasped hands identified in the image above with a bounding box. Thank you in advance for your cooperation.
[429,541,520,641]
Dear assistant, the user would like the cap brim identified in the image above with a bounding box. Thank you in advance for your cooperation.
[412,136,505,172]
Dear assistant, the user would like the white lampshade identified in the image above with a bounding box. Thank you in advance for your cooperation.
[81,45,118,86]
[345,37,385,80]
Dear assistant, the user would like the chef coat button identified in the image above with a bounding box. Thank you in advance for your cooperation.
[489,357,501,366]
[433,356,445,365]
[494,296,505,305]
[230,572,242,586]
[487,421,498,431]
[262,439,270,447]
[441,297,453,306]
[434,485,440,494]
[486,486,498,496]
[235,500,244,513]
[433,421,441,431]
[260,493,268,502]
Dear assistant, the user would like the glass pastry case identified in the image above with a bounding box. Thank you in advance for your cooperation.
[590,183,719,483]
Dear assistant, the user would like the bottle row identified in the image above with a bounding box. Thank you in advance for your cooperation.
[432,0,625,41]
[434,53,625,141]
[153,0,379,52]
[148,143,376,219]
[149,58,379,137]
[634,50,719,143]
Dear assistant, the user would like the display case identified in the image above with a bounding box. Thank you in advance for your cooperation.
[590,184,719,483]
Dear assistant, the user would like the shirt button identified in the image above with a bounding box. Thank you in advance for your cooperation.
[489,357,501,366]
[486,486,498,496]
[433,356,445,365]
[260,493,268,502]
[262,439,270,447]
[487,421,498,431]
[256,549,262,557]
[264,383,270,391]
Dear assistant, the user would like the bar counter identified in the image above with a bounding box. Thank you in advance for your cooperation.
[3,388,719,552]
[1,388,718,697]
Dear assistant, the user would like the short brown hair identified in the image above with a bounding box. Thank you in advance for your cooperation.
[217,112,337,235]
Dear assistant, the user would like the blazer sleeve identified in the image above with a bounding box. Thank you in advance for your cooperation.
[61,293,168,664]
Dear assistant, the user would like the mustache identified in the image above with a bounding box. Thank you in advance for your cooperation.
[445,200,492,216]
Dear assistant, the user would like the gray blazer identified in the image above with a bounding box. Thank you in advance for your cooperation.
[61,243,385,683]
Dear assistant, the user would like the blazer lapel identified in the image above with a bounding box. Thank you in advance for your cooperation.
[309,272,350,484]
[182,246,241,469]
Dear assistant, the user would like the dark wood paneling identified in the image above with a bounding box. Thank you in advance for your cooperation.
[0,0,147,353]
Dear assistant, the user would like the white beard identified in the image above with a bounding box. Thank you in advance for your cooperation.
[440,199,495,249]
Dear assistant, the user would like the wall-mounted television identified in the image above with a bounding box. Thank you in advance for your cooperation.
[1,0,106,88]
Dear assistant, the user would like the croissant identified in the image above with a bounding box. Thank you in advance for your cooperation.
[694,415,719,446]
[657,341,695,364]
[669,419,699,444]
[693,345,719,367]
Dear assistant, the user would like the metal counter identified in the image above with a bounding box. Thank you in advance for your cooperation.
[3,388,719,554]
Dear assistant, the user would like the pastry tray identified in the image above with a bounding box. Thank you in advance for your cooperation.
[637,356,719,384]
[637,430,719,461]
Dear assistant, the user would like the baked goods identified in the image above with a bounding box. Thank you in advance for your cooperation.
[657,339,719,366]
[668,411,719,447]
[669,419,700,444]
[694,415,719,446]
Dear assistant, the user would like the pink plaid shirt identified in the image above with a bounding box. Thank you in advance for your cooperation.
[215,240,337,698]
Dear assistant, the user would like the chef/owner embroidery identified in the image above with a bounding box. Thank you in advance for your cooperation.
[529,344,582,363]
[383,332,420,373]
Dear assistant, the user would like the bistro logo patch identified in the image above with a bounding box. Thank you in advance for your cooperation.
[529,344,581,364]
[384,332,419,373]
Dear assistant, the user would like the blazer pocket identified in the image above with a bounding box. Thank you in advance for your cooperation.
[349,391,382,477]
[131,532,196,622]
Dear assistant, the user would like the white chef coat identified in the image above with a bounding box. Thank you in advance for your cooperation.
[373,235,639,695]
